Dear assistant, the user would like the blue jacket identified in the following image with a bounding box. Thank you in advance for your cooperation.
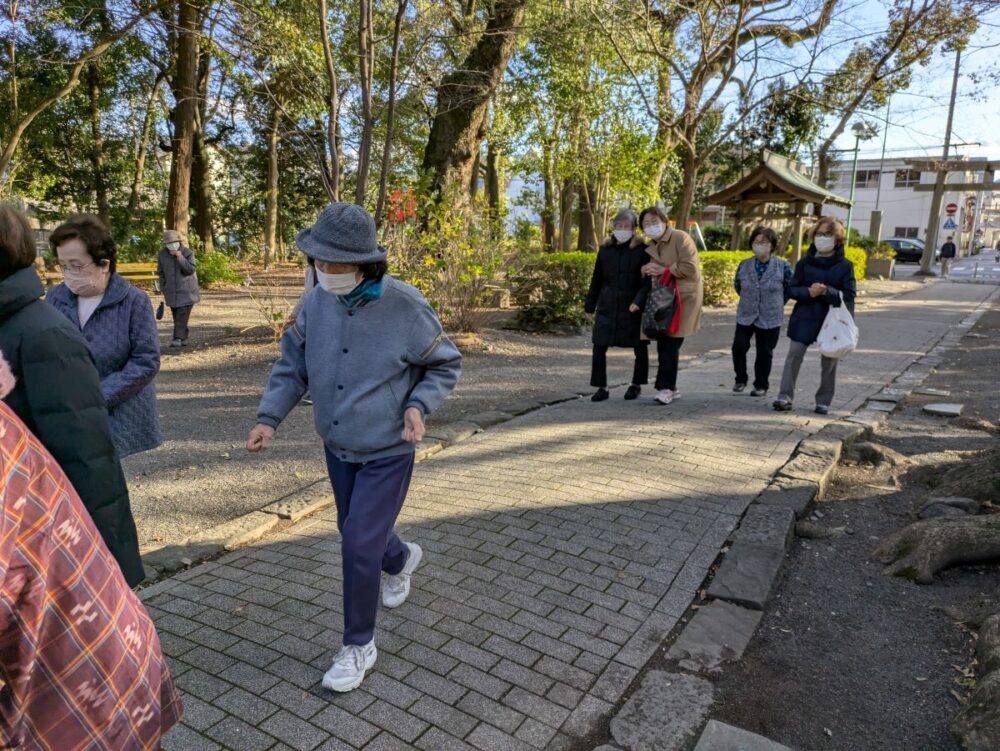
[786,246,856,345]
[47,274,163,457]
[257,276,462,463]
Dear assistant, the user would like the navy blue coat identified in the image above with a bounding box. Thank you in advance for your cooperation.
[786,246,857,345]
[584,237,649,348]
[47,273,163,458]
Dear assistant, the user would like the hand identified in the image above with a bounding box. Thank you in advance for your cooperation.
[628,303,640,313]
[642,262,666,277]
[402,407,425,444]
[246,424,275,453]
[809,283,827,298]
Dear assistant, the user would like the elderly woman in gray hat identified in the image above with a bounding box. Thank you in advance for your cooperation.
[246,202,462,693]
[157,228,200,347]
[584,207,650,401]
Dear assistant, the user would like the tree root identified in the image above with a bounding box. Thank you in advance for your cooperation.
[873,515,1000,584]
[952,613,1000,751]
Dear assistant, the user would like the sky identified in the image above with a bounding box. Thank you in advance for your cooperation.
[826,0,1000,162]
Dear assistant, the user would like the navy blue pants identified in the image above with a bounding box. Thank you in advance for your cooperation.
[324,449,414,646]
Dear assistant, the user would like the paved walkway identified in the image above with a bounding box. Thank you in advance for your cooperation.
[144,281,996,751]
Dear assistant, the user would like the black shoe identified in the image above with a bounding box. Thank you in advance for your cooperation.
[591,388,610,402]
[814,404,830,415]
[733,382,747,393]
[624,385,641,400]
[750,388,768,397]
[772,399,792,411]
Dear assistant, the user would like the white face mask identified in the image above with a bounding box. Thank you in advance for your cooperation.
[316,268,360,296]
[813,236,836,254]
[752,243,772,258]
[613,229,633,243]
[645,223,666,240]
[166,241,181,252]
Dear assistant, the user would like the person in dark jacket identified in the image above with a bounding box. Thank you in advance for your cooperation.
[157,229,200,347]
[46,214,162,458]
[940,235,956,277]
[584,208,649,402]
[0,204,145,586]
[731,226,792,397]
[247,203,462,693]
[773,216,856,415]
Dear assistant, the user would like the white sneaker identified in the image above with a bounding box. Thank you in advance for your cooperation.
[654,389,679,405]
[382,543,422,609]
[322,641,377,692]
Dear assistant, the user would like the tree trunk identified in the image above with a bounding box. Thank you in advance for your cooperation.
[421,0,527,205]
[354,0,374,206]
[674,143,698,229]
[318,0,340,201]
[541,149,556,250]
[263,103,279,269]
[952,612,1000,751]
[469,145,481,202]
[577,182,598,251]
[873,514,1000,584]
[85,62,111,226]
[652,56,673,190]
[166,0,199,237]
[126,75,163,227]
[6,0,17,122]
[374,0,408,228]
[559,177,576,252]
[191,45,214,253]
[486,140,501,216]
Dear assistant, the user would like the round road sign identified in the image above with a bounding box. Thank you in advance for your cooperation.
[945,202,958,215]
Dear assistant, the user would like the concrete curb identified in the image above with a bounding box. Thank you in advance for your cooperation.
[596,284,1000,751]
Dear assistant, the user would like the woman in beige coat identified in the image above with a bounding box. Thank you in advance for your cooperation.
[639,205,704,405]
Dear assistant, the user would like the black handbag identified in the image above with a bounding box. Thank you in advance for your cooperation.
[642,275,678,339]
[156,301,165,321]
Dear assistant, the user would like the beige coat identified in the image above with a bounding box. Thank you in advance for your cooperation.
[645,228,704,338]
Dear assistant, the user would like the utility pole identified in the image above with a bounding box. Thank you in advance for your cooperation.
[875,99,891,214]
[918,47,961,275]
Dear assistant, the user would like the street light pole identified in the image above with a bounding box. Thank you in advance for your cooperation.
[845,137,862,242]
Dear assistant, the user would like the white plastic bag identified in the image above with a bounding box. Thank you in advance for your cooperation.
[817,291,858,359]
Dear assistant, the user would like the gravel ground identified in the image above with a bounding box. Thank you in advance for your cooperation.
[708,304,1000,750]
[125,274,927,551]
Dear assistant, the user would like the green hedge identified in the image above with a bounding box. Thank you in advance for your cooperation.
[844,246,866,282]
[197,252,242,287]
[512,251,593,331]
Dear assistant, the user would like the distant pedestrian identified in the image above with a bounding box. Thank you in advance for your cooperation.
[584,207,650,402]
[940,235,957,277]
[0,353,182,749]
[731,226,792,397]
[46,214,163,458]
[157,229,200,347]
[773,216,856,416]
[639,204,704,405]
[247,202,461,693]
[0,204,145,586]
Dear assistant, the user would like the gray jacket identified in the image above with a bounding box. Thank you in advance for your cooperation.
[256,276,462,463]
[157,245,201,308]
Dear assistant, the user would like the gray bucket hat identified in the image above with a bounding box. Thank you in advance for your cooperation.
[295,202,388,264]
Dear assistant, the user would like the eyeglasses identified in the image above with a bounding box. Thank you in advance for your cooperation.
[58,261,95,273]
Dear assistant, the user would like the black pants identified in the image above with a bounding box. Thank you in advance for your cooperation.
[591,343,649,388]
[654,336,684,391]
[171,305,193,341]
[732,324,781,390]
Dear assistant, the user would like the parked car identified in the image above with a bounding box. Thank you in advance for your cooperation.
[885,237,938,264]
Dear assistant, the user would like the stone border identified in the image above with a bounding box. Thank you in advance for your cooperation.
[598,285,1000,751]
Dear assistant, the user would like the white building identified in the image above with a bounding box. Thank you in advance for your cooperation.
[825,155,999,251]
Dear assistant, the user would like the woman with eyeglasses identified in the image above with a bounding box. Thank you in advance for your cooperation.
[773,216,856,415]
[46,214,163,458]
[0,205,145,586]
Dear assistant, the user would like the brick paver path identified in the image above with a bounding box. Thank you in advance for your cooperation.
[147,282,996,751]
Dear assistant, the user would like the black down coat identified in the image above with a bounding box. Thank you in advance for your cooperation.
[584,237,650,348]
[787,245,857,345]
[0,267,145,586]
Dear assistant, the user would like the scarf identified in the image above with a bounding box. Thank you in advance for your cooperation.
[341,278,384,309]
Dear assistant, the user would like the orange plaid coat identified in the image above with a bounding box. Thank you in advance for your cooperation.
[0,359,181,748]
